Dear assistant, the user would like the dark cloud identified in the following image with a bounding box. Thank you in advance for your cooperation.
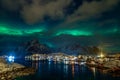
[0,0,120,24]
[67,0,120,23]
[21,0,72,24]
[0,0,24,11]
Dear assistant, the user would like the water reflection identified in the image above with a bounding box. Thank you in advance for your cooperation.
[48,61,51,71]
[90,67,96,77]
[63,64,68,75]
[16,61,120,80]
[72,64,75,77]
[32,61,39,70]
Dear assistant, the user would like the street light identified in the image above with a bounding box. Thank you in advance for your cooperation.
[100,53,104,58]
[8,56,15,62]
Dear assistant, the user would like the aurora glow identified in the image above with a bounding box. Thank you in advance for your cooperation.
[0,26,23,35]
[0,0,120,53]
[0,25,45,36]
[56,30,92,36]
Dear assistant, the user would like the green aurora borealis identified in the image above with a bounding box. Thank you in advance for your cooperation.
[0,25,45,36]
[0,0,120,53]
[0,24,119,37]
[56,30,92,36]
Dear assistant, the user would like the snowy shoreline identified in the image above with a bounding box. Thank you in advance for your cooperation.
[0,58,35,80]
[87,60,120,77]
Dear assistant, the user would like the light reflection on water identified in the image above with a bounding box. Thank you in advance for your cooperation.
[72,64,75,77]
[63,64,68,75]
[90,67,96,77]
[15,60,120,80]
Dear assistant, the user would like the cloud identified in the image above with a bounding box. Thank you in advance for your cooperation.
[67,0,120,23]
[0,0,72,24]
[1,0,120,25]
[21,0,72,24]
[0,0,25,11]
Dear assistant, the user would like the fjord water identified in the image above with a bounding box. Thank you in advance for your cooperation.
[15,60,119,80]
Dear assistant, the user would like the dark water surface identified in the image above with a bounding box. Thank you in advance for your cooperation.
[15,60,120,80]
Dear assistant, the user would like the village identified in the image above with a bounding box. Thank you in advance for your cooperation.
[25,53,120,73]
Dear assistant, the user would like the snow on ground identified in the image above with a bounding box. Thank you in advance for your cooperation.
[103,60,120,68]
[0,58,25,73]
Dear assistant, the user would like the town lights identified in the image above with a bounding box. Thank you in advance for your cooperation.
[97,52,105,58]
[100,53,104,58]
[8,56,15,62]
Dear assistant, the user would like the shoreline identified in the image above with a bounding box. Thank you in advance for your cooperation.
[0,67,35,80]
[87,63,120,77]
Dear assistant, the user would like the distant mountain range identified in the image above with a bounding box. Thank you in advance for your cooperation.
[0,39,117,56]
[58,44,101,55]
[24,39,100,55]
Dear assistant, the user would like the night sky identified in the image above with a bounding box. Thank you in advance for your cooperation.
[0,0,120,54]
